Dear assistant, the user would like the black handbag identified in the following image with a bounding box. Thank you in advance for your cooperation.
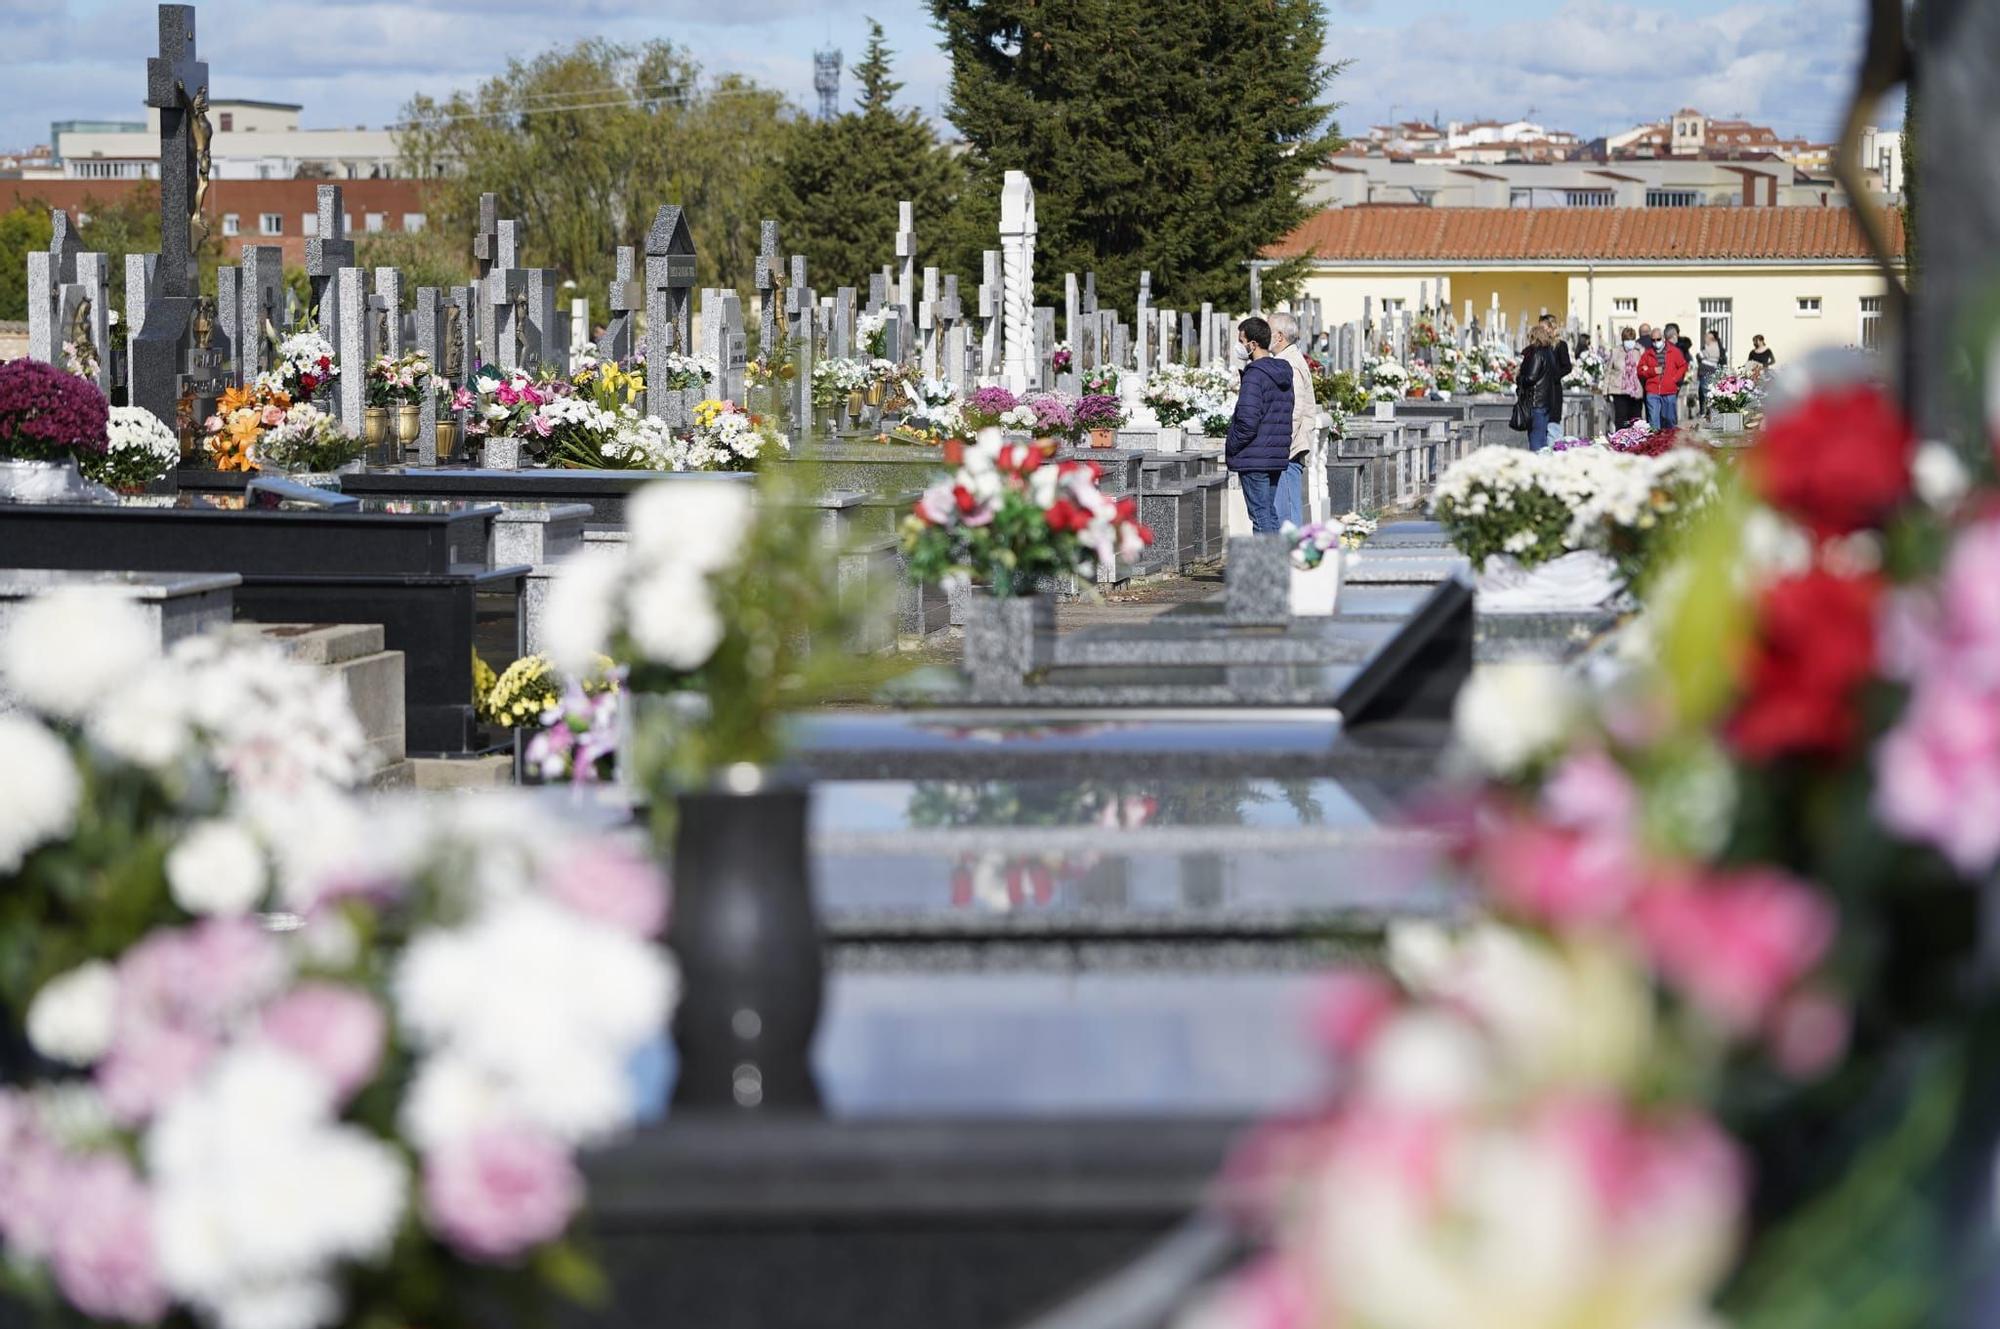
[1509,394,1532,432]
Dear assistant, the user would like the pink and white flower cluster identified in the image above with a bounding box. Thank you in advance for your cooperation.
[909,439,1153,583]
[460,368,559,441]
[4,794,675,1329]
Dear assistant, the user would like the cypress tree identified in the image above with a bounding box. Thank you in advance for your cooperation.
[772,21,967,293]
[928,0,1340,313]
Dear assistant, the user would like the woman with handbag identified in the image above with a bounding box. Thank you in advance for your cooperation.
[1513,322,1562,451]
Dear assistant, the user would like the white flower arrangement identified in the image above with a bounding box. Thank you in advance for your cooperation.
[257,331,338,399]
[85,405,180,490]
[650,353,716,392]
[1363,355,1411,403]
[855,310,889,357]
[602,412,679,470]
[673,399,788,473]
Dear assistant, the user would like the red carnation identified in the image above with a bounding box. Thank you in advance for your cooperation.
[1726,568,1881,762]
[1045,498,1089,532]
[953,484,978,514]
[1115,496,1139,525]
[1748,385,1912,538]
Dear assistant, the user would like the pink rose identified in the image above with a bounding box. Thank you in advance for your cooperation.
[1482,818,1642,928]
[1633,867,1836,1034]
[260,405,285,428]
[423,1127,582,1262]
[1875,677,2000,875]
[259,982,387,1102]
[49,1155,168,1324]
[204,414,223,433]
[452,387,476,411]
[545,844,669,937]
[495,383,521,407]
[529,413,553,438]
[1539,750,1638,839]
[0,1109,65,1259]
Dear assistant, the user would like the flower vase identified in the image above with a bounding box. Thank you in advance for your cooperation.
[942,437,967,466]
[1155,425,1184,454]
[847,390,865,417]
[1032,435,1059,458]
[394,404,422,450]
[434,420,460,463]
[963,592,1054,692]
[362,407,396,467]
[1089,427,1116,450]
[866,381,885,408]
[1717,411,1746,434]
[975,425,1004,452]
[668,783,823,1111]
[0,458,90,502]
[1289,549,1346,617]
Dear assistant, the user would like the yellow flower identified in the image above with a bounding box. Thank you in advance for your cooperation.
[694,398,725,429]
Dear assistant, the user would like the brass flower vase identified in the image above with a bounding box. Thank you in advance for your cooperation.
[394,404,422,448]
[434,420,460,463]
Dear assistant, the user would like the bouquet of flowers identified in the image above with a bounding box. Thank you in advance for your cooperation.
[259,330,336,400]
[0,357,110,469]
[85,405,181,490]
[676,399,786,472]
[649,353,715,393]
[1710,373,1759,414]
[598,413,678,470]
[539,394,626,470]
[364,351,434,408]
[1456,342,1517,394]
[1075,394,1126,434]
[1023,391,1078,444]
[810,358,869,409]
[962,386,1021,432]
[459,365,558,446]
[569,354,647,409]
[202,384,293,472]
[254,402,366,473]
[62,336,100,383]
[1280,518,1344,571]
[866,358,905,391]
[1082,364,1122,397]
[1143,367,1206,426]
[1362,356,1410,403]
[1563,344,1606,390]
[1051,342,1074,374]
[901,441,1153,596]
[1335,510,1376,548]
[524,677,622,784]
[895,378,966,445]
[855,310,889,359]
[1405,359,1439,399]
[1315,370,1371,416]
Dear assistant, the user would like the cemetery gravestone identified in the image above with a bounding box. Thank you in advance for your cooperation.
[598,246,639,362]
[128,4,210,432]
[644,205,698,430]
[1000,173,1038,394]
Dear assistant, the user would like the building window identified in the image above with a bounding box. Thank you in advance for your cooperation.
[219,112,233,132]
[1564,189,1614,208]
[1646,190,1701,208]
[1612,297,1639,315]
[221,213,239,237]
[402,213,426,232]
[259,213,282,236]
[258,165,272,180]
[343,213,354,234]
[1860,296,1884,350]
[1796,296,1822,317]
[1700,298,1733,358]
[364,212,385,233]
[302,213,318,236]
[1508,188,1533,208]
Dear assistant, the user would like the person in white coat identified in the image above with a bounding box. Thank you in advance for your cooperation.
[1268,311,1321,526]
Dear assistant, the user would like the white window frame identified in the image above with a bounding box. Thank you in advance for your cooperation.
[1699,298,1733,360]
[364,212,385,233]
[1612,297,1639,315]
[220,213,239,237]
[1860,296,1884,350]
[1796,296,1822,317]
[259,213,283,236]
[401,213,426,233]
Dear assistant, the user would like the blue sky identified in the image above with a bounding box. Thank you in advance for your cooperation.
[0,0,1897,154]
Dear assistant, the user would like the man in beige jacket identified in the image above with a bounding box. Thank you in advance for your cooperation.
[1268,311,1319,526]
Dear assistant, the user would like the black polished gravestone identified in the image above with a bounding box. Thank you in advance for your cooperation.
[0,497,526,754]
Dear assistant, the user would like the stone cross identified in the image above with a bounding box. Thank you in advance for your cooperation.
[1248,265,1263,315]
[783,255,812,368]
[525,267,562,372]
[373,267,404,357]
[69,253,114,399]
[1159,309,1175,372]
[866,271,888,317]
[1033,306,1056,392]
[215,264,241,381]
[755,220,782,357]
[998,170,1038,394]
[334,266,371,433]
[644,205,698,428]
[1199,302,1214,366]
[937,275,965,392]
[979,251,1003,381]
[471,193,499,364]
[785,283,814,441]
[895,200,916,332]
[1064,272,1080,350]
[304,185,354,336]
[1181,312,1197,367]
[25,209,80,365]
[488,219,528,371]
[125,253,157,380]
[1134,270,1153,384]
[413,286,448,465]
[918,265,940,380]
[831,286,855,359]
[237,245,283,383]
[144,4,206,299]
[598,245,639,361]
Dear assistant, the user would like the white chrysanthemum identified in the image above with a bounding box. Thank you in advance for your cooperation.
[626,564,724,671]
[626,480,752,572]
[0,712,81,871]
[211,1280,339,1329]
[25,959,118,1066]
[541,548,626,677]
[1913,441,1970,511]
[1452,663,1575,776]
[166,819,269,917]
[1,587,157,718]
[88,666,194,768]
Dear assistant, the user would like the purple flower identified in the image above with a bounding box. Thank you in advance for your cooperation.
[1026,393,1076,434]
[1075,394,1124,429]
[967,386,1019,415]
[0,359,110,462]
[423,1126,583,1262]
[49,1155,168,1324]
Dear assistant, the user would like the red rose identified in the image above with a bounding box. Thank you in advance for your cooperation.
[1748,386,1912,538]
[1045,498,1088,532]
[1727,569,1881,762]
[953,484,978,515]
[1114,496,1139,524]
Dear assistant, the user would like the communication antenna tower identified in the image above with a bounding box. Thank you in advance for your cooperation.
[814,49,843,121]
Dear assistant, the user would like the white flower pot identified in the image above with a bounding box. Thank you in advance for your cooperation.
[1372,402,1396,421]
[1716,411,1746,433]
[1289,549,1346,616]
[1155,425,1184,453]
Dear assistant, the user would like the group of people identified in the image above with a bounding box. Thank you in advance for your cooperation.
[1224,312,1317,533]
[1599,324,1775,438]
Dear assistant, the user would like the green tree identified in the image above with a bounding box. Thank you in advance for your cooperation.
[398,40,793,322]
[0,203,55,322]
[355,228,473,305]
[771,20,967,293]
[928,0,1341,313]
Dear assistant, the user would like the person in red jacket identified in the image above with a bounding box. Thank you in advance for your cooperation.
[1638,321,1690,430]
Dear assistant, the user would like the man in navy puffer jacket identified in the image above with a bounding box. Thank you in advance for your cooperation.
[1225,316,1296,533]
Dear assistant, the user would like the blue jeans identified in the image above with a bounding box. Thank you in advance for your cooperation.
[1645,393,1679,429]
[1276,456,1307,526]
[1529,407,1550,452]
[1238,469,1284,533]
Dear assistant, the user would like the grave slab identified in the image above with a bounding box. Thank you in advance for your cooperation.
[0,568,236,646]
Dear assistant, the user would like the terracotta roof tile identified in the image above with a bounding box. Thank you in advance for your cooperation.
[1266,205,1904,263]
